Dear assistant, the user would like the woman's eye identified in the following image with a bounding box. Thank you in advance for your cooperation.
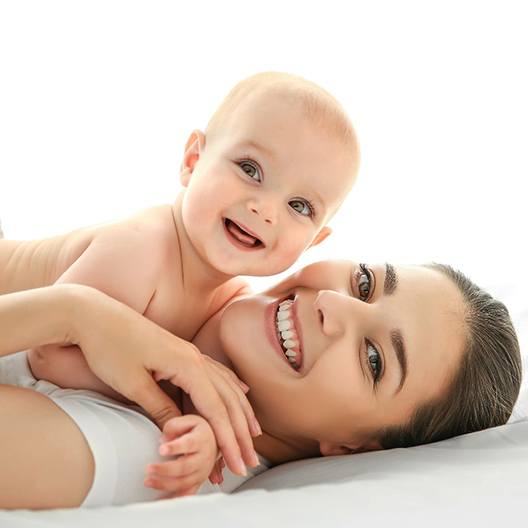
[288,198,314,217]
[366,340,382,384]
[239,160,262,182]
[357,263,373,302]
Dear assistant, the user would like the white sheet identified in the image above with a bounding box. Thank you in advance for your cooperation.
[2,420,527,527]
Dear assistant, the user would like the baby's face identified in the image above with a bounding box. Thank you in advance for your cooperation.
[180,94,357,277]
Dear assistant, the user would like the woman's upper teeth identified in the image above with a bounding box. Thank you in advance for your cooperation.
[276,299,299,365]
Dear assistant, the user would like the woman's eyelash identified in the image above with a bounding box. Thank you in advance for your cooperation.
[357,263,374,302]
[356,264,382,385]
[365,339,383,385]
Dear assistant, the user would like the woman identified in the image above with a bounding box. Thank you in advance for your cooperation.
[0,259,522,508]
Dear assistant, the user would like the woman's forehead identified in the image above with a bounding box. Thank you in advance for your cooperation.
[389,265,467,403]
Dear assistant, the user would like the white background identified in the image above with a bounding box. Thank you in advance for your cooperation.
[0,0,526,294]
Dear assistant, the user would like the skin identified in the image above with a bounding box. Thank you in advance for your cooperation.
[0,259,468,507]
[194,259,468,463]
[177,90,357,279]
[0,86,358,487]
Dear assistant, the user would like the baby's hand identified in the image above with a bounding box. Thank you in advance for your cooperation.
[145,414,218,498]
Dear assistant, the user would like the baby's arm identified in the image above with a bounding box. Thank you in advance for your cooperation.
[28,224,166,397]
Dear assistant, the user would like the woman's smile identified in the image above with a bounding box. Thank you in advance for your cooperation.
[264,295,303,374]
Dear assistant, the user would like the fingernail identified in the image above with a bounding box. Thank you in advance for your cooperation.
[252,451,260,467]
[159,434,168,443]
[237,457,247,476]
[252,418,262,436]
[159,444,170,456]
[240,381,250,392]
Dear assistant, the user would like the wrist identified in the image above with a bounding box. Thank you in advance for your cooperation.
[59,283,100,346]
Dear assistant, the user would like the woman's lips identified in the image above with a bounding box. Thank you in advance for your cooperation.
[265,296,303,373]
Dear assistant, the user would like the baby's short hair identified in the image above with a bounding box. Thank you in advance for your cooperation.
[205,71,359,155]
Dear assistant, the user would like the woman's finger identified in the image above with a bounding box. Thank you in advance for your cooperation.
[172,362,248,477]
[203,366,260,469]
[202,355,250,393]
[124,371,183,430]
[204,360,262,438]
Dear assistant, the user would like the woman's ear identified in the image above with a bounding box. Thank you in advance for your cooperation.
[180,130,205,187]
[319,438,381,456]
[307,226,332,249]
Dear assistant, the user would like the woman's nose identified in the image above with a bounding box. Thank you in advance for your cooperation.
[247,196,277,225]
[314,290,363,337]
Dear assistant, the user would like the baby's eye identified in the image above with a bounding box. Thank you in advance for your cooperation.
[289,198,314,217]
[239,160,262,182]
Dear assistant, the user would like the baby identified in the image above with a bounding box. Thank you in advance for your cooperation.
[0,71,359,495]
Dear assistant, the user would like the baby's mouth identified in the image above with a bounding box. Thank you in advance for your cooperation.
[224,218,264,249]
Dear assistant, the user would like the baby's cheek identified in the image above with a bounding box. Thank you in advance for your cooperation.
[273,235,314,267]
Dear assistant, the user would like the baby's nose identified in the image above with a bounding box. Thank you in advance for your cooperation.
[247,198,277,224]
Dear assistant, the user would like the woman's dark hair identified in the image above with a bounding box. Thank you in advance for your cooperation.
[378,263,522,449]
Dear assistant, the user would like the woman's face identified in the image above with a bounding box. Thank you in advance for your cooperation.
[219,260,467,455]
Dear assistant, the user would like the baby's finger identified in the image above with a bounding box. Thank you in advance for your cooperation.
[162,414,200,438]
[159,432,198,457]
[145,472,201,493]
[208,460,224,484]
[147,454,199,479]
[157,484,201,500]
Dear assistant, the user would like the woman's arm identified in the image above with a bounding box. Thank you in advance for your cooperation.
[0,283,79,356]
[0,284,259,477]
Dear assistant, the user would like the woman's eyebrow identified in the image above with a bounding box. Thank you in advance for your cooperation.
[383,263,408,394]
[384,262,397,295]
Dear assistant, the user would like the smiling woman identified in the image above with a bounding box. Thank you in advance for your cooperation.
[0,258,522,508]
[197,259,522,461]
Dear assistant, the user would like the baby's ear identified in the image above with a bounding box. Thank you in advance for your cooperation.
[180,130,205,187]
[307,226,332,249]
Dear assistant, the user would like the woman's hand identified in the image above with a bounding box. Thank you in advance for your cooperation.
[68,285,261,477]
